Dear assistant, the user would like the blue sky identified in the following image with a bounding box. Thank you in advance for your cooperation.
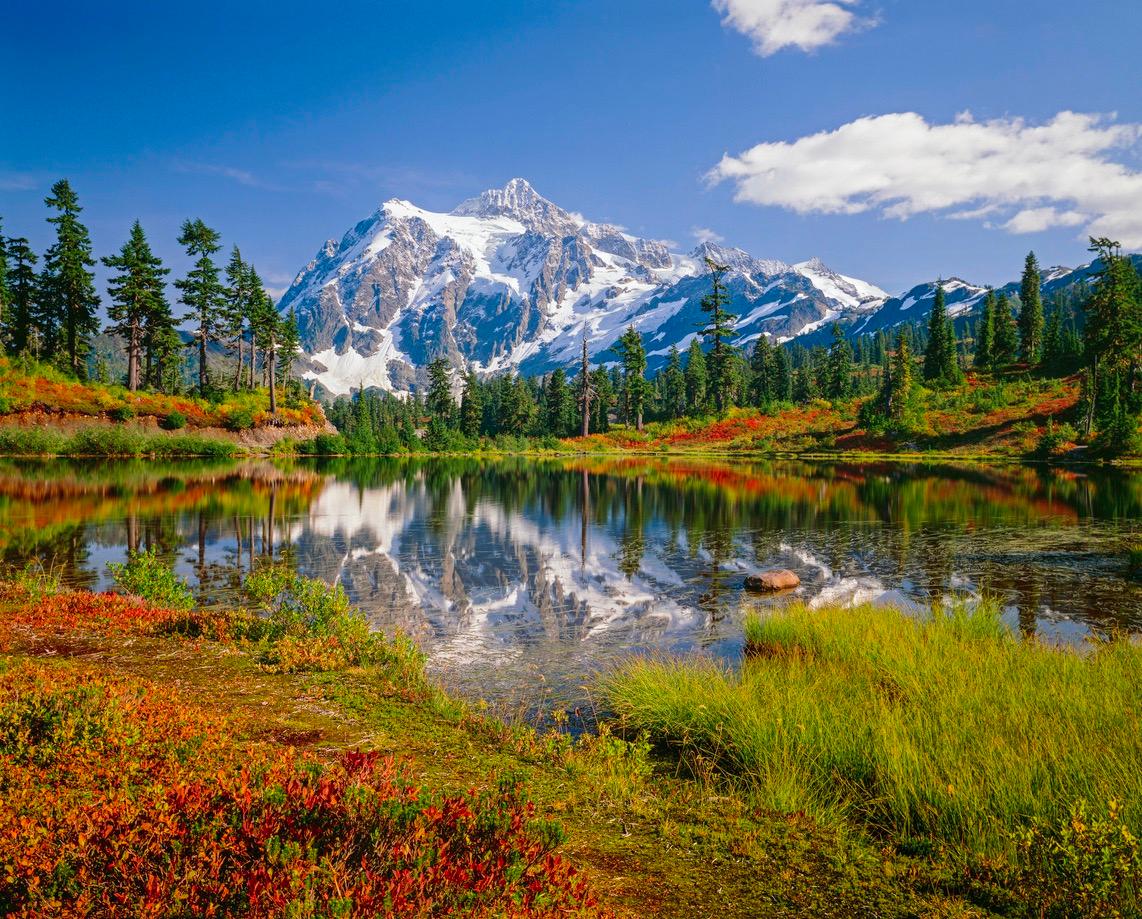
[2,0,1140,297]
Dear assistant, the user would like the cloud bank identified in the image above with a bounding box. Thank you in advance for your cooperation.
[708,111,1142,246]
[712,0,873,56]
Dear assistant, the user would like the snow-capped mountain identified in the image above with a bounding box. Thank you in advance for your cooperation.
[279,178,889,395]
[279,177,1127,396]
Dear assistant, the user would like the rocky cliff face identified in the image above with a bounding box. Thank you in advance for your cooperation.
[278,179,891,395]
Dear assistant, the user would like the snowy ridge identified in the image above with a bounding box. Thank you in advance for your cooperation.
[279,177,1108,396]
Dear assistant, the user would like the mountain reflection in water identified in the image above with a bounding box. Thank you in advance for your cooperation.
[0,456,1139,708]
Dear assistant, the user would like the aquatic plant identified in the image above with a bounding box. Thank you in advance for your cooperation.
[108,547,194,611]
[603,601,1142,915]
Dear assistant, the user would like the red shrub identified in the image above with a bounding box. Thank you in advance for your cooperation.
[0,661,607,917]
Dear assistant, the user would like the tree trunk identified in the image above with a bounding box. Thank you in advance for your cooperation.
[233,336,243,391]
[268,345,277,414]
[198,333,209,395]
[127,319,140,392]
[1084,358,1098,438]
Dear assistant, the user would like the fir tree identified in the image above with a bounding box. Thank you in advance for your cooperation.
[991,292,1019,368]
[590,367,612,433]
[102,221,169,391]
[888,330,914,421]
[923,282,958,385]
[278,307,301,384]
[4,237,37,355]
[544,367,571,436]
[426,357,455,426]
[250,284,284,413]
[825,323,854,399]
[975,289,995,369]
[0,222,9,342]
[459,370,483,438]
[661,344,686,420]
[614,326,648,430]
[1082,237,1142,450]
[698,258,737,413]
[772,346,792,401]
[1018,251,1045,365]
[41,180,100,375]
[576,337,595,436]
[684,337,707,414]
[175,219,226,395]
[793,365,817,403]
[222,247,252,390]
[749,335,773,405]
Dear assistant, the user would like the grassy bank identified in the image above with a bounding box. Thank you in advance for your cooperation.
[0,425,243,457]
[604,602,1142,916]
[0,561,1030,917]
[570,374,1095,460]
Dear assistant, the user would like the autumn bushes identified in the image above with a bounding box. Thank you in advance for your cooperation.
[0,357,325,443]
[0,659,603,918]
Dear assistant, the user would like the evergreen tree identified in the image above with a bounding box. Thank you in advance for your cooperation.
[1041,308,1063,375]
[250,284,283,413]
[661,344,686,419]
[991,292,1019,368]
[1019,251,1045,365]
[222,247,252,390]
[590,367,612,433]
[684,337,707,414]
[923,282,958,384]
[4,237,38,355]
[1082,237,1142,450]
[699,258,737,413]
[772,346,792,402]
[793,365,817,403]
[175,219,226,395]
[576,337,595,436]
[614,325,648,431]
[102,221,169,391]
[459,370,483,438]
[749,335,773,406]
[888,330,914,421]
[975,289,995,368]
[426,357,455,426]
[544,367,571,436]
[40,180,100,375]
[825,323,854,399]
[278,307,301,384]
[0,222,8,342]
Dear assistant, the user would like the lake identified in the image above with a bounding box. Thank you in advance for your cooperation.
[2,456,1140,712]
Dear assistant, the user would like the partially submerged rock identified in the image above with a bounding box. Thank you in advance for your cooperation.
[744,570,800,592]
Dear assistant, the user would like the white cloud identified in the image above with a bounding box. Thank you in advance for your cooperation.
[712,0,873,56]
[708,111,1142,247]
[691,226,725,244]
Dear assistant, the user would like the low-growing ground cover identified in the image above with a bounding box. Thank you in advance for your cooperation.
[603,602,1142,918]
[0,562,1012,917]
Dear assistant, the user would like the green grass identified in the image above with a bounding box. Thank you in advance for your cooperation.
[0,426,240,457]
[602,601,1142,862]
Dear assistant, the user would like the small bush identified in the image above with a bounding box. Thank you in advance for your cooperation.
[160,410,186,430]
[108,548,194,611]
[223,406,256,431]
[108,405,135,422]
[1006,798,1142,919]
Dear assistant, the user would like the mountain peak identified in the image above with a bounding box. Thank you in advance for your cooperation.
[452,178,580,235]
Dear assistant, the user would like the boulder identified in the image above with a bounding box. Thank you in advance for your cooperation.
[744,570,800,592]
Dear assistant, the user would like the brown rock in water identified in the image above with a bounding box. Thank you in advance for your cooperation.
[744,570,800,592]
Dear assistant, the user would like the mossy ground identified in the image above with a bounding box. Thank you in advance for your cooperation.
[1,600,995,917]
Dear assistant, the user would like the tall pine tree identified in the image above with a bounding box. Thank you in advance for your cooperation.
[223,247,252,391]
[3,237,37,356]
[1018,251,1044,365]
[175,219,226,395]
[991,292,1019,368]
[975,289,995,368]
[699,258,737,413]
[102,221,169,391]
[614,325,648,431]
[42,179,100,376]
[825,324,854,399]
[923,282,958,385]
[684,337,707,414]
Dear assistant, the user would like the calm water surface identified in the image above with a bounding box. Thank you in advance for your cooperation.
[3,456,1140,709]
